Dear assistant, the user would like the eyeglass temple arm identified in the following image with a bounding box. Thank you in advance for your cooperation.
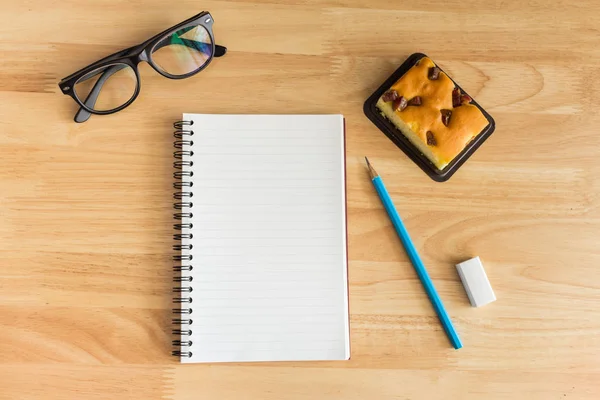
[74,42,227,123]
[214,44,227,57]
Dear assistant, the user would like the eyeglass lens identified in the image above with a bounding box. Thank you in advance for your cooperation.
[151,24,214,76]
[74,63,138,112]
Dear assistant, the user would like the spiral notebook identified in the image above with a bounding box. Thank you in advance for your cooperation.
[172,114,350,363]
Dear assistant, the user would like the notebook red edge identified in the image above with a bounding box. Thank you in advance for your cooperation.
[342,116,351,360]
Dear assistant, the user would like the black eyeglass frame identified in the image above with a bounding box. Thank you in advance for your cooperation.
[58,11,226,122]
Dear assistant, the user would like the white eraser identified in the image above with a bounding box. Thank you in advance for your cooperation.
[456,257,496,307]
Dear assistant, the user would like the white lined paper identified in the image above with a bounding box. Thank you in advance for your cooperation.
[181,114,349,363]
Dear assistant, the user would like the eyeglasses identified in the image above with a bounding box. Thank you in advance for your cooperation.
[59,11,226,123]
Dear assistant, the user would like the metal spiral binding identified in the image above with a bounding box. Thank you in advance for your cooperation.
[172,120,194,359]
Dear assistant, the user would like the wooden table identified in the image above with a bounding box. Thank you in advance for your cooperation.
[1,1,599,399]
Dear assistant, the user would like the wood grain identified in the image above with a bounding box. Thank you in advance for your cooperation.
[1,0,599,399]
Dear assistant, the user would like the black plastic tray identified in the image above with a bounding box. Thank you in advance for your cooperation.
[363,53,495,182]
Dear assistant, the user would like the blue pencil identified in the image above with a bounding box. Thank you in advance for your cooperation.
[365,157,462,350]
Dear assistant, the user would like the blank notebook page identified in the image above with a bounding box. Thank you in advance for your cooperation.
[181,114,349,363]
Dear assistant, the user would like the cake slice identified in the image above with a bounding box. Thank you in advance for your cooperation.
[376,57,489,170]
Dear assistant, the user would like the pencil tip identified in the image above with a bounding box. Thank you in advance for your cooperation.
[365,157,378,179]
